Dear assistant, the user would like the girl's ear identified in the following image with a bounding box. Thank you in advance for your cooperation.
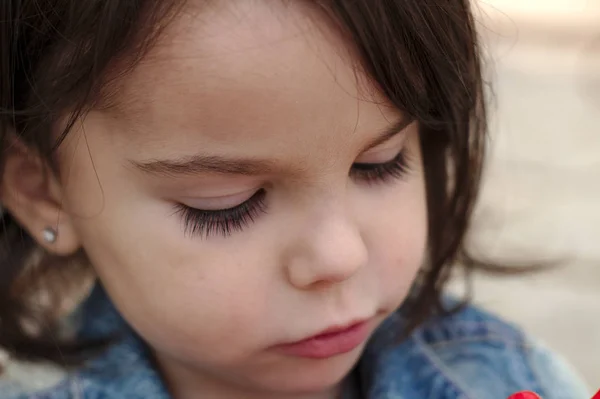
[0,139,81,256]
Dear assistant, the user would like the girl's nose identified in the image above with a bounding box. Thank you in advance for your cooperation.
[284,211,368,290]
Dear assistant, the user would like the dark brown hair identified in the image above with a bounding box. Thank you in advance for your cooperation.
[0,0,486,366]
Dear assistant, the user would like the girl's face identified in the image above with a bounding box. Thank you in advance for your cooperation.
[53,2,427,398]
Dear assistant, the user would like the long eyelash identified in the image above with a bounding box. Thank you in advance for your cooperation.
[174,189,267,238]
[352,150,411,183]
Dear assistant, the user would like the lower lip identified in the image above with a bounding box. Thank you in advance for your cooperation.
[275,321,371,359]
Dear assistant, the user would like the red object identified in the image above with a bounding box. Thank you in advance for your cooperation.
[274,320,370,359]
[507,392,541,399]
[591,389,600,399]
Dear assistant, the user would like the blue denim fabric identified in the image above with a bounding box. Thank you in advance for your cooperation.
[0,285,590,399]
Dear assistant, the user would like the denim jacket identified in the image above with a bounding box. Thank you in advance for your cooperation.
[0,285,591,399]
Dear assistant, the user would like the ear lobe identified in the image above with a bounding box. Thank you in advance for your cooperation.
[0,141,81,256]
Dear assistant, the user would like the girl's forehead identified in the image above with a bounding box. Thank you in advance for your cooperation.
[97,1,399,153]
[115,1,361,109]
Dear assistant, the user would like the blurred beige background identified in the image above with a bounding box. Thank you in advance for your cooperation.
[455,0,600,388]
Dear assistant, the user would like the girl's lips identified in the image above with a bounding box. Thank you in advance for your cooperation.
[274,320,372,359]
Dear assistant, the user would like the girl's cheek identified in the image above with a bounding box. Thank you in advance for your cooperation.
[382,208,427,304]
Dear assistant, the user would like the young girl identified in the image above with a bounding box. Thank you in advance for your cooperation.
[0,1,591,398]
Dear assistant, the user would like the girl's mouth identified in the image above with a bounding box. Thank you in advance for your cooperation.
[273,319,372,359]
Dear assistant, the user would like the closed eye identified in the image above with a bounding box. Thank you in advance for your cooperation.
[174,149,411,239]
[351,150,411,183]
[173,189,267,238]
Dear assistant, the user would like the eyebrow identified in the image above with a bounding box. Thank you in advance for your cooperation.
[131,118,414,177]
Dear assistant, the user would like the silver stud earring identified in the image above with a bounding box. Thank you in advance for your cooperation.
[42,227,58,244]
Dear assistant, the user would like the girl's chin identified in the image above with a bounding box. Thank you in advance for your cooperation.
[255,348,363,395]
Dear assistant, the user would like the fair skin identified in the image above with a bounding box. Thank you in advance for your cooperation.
[2,2,427,399]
